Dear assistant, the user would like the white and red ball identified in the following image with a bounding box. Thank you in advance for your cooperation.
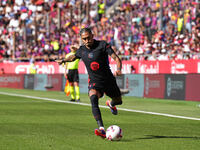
[106,125,123,141]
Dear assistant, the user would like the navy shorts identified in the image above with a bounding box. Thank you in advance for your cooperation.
[88,78,121,98]
[67,69,79,82]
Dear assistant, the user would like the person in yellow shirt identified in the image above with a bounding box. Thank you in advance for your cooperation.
[65,45,80,102]
[30,60,37,74]
[98,0,105,21]
[177,13,184,33]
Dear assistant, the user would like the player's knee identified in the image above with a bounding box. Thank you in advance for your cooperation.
[118,100,122,105]
[116,99,122,105]
[112,97,122,105]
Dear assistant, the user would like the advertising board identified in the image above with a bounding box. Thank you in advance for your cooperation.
[144,74,165,99]
[0,74,24,89]
[124,74,144,97]
[24,74,34,89]
[164,74,185,100]
[185,74,200,101]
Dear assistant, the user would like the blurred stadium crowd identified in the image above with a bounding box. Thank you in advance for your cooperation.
[0,0,200,62]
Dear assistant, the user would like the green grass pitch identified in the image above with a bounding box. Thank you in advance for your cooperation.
[0,88,200,150]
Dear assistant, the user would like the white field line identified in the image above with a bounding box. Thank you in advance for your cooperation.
[0,92,200,121]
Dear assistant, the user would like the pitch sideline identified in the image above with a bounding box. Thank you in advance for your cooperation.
[0,91,200,121]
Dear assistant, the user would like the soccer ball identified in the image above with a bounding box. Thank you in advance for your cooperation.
[106,125,123,141]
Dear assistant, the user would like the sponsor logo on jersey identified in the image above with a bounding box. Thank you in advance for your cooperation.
[90,62,99,71]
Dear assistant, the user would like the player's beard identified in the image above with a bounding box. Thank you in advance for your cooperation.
[86,43,92,47]
[85,40,94,48]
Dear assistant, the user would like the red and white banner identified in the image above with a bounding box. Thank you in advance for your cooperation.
[109,60,200,74]
[1,60,200,74]
[0,62,87,74]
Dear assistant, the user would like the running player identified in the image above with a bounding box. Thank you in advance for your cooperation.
[56,27,122,139]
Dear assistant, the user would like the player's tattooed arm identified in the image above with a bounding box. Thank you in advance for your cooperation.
[111,52,122,76]
[56,54,77,64]
[64,54,77,62]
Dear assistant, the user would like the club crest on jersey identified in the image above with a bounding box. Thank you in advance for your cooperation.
[90,62,99,71]
[88,53,94,58]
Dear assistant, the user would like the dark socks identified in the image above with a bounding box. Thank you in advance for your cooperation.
[90,95,104,127]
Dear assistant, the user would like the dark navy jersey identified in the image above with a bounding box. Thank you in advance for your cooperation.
[75,40,115,83]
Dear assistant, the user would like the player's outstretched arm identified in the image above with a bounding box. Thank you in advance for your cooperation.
[111,52,122,76]
[55,54,77,64]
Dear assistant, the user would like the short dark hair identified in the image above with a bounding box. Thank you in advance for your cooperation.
[79,27,92,36]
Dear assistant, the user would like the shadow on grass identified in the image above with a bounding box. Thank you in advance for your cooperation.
[136,135,200,140]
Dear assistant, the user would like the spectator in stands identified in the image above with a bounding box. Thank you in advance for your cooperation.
[130,65,136,74]
[97,0,105,21]
[0,68,5,74]
[0,0,200,62]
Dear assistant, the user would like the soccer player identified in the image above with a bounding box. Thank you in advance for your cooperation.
[65,45,80,102]
[56,27,123,139]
